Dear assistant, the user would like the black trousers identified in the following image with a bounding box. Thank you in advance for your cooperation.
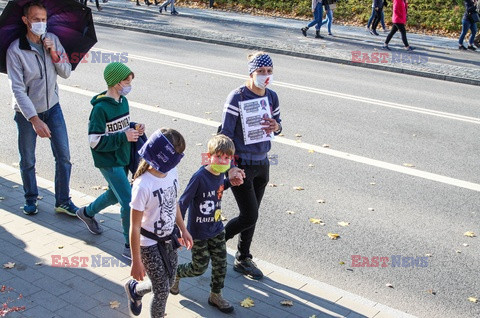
[371,8,383,31]
[385,23,409,47]
[225,157,269,260]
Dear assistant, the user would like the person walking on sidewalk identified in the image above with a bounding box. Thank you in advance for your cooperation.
[124,128,193,318]
[301,0,329,39]
[76,62,145,260]
[220,52,282,280]
[321,0,337,36]
[158,0,178,15]
[369,0,386,36]
[6,1,78,216]
[170,134,242,314]
[458,0,478,51]
[367,0,387,32]
[382,0,414,51]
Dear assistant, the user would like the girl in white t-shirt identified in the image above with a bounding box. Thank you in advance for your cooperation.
[124,128,193,318]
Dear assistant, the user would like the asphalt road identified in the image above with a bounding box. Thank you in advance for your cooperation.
[0,26,479,318]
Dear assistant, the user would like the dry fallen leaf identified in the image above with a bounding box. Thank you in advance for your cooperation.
[427,289,437,295]
[308,149,315,153]
[205,111,212,114]
[102,186,109,190]
[368,208,375,211]
[280,300,293,307]
[456,250,462,254]
[317,199,326,204]
[110,300,120,309]
[338,222,350,227]
[58,246,64,249]
[99,220,105,223]
[328,233,340,240]
[370,182,376,185]
[386,283,394,288]
[464,231,476,237]
[463,243,469,247]
[295,133,302,137]
[468,297,478,303]
[92,185,102,190]
[35,262,43,266]
[286,210,296,215]
[240,297,255,308]
[322,144,330,148]
[268,183,278,187]
[220,215,228,221]
[293,186,304,191]
[196,143,203,146]
[37,196,43,200]
[12,185,19,188]
[309,218,324,225]
[172,118,178,121]
[403,163,415,167]
[339,261,345,265]
[308,164,314,167]
[3,262,15,269]
[425,253,433,257]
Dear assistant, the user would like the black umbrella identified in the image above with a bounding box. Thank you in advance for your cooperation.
[0,0,97,73]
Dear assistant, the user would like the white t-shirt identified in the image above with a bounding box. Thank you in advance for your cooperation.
[130,168,179,247]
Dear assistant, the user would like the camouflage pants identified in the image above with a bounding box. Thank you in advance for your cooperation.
[177,230,227,294]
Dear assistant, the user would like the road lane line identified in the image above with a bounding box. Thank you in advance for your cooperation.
[59,84,480,192]
[95,48,480,125]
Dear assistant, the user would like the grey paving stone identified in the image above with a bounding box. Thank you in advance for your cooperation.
[62,275,105,295]
[17,304,57,318]
[31,276,73,297]
[28,290,69,312]
[56,304,97,318]
[59,289,101,311]
[2,277,42,297]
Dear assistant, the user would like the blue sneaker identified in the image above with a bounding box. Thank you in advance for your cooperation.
[124,279,142,316]
[23,200,38,215]
[55,199,78,217]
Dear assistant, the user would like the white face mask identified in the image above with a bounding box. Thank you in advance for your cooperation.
[29,21,47,36]
[253,74,273,89]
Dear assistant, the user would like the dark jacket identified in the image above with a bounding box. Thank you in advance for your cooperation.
[463,0,477,21]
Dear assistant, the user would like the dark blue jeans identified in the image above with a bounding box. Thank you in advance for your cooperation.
[307,3,324,31]
[459,18,478,46]
[14,104,72,205]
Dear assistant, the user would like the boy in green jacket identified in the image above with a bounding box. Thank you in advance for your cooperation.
[76,62,145,260]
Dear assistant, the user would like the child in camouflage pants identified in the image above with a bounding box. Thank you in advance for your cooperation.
[172,134,242,313]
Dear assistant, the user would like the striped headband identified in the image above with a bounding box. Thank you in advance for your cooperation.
[248,54,273,74]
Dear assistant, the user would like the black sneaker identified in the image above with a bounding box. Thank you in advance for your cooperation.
[171,9,179,15]
[234,258,263,280]
[301,27,308,37]
[23,200,38,215]
[55,199,78,217]
[76,207,103,234]
[459,45,467,51]
[124,279,142,316]
[382,45,391,51]
[467,45,477,51]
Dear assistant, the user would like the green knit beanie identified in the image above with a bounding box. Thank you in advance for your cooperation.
[104,62,132,87]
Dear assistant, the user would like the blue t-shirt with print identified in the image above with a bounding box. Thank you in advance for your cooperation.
[178,166,231,240]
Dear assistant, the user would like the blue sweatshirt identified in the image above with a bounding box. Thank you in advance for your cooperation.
[220,86,281,161]
[178,167,231,240]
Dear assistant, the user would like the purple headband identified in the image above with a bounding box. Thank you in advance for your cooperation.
[248,54,273,74]
[138,130,184,173]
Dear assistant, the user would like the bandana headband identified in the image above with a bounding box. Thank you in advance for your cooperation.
[248,54,273,74]
[138,130,184,173]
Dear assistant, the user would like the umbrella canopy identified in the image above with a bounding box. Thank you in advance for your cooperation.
[0,0,97,73]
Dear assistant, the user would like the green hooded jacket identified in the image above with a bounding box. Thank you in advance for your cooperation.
[88,92,131,168]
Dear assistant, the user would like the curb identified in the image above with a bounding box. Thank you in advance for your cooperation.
[95,21,480,87]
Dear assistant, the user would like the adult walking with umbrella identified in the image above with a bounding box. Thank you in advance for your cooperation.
[1,0,96,216]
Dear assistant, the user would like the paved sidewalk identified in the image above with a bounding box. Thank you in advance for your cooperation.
[0,162,417,318]
[84,0,480,86]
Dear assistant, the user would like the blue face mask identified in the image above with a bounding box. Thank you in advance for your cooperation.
[118,84,132,96]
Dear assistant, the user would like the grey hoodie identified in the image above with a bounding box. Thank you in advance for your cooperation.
[6,32,71,120]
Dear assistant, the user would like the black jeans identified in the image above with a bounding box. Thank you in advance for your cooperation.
[385,23,409,47]
[225,157,270,260]
[371,9,383,31]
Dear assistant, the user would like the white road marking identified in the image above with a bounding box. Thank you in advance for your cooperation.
[59,84,480,192]
[96,48,480,125]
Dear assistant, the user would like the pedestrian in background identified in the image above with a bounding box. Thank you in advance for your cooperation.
[76,62,145,261]
[125,128,193,318]
[369,0,386,36]
[382,0,414,51]
[220,52,282,280]
[458,0,478,51]
[6,1,78,216]
[321,0,336,36]
[367,0,387,32]
[159,0,178,15]
[301,0,329,39]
